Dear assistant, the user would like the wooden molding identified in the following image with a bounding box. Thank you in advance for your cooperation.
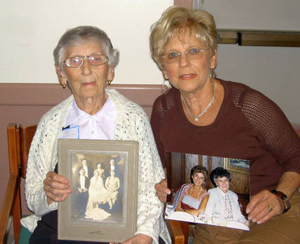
[218,30,300,47]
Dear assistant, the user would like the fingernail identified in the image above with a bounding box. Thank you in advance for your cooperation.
[248,216,252,221]
[246,208,249,214]
[252,219,257,223]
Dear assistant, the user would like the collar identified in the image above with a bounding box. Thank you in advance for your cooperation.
[64,96,115,127]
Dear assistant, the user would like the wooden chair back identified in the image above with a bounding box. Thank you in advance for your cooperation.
[0,123,36,244]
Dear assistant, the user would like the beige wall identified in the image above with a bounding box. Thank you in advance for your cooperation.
[0,0,173,84]
[0,0,298,122]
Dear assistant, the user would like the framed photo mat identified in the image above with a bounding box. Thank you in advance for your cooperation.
[58,139,139,243]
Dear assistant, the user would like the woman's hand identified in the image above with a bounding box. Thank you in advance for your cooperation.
[43,171,72,205]
[246,189,283,224]
[155,179,171,203]
[109,234,153,244]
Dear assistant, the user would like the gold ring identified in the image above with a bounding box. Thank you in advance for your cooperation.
[268,205,273,212]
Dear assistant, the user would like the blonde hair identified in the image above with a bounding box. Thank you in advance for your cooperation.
[150,6,218,70]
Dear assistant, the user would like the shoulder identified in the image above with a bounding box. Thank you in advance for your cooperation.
[220,79,276,109]
[181,183,191,192]
[36,96,73,133]
[39,96,73,124]
[106,88,147,118]
[152,88,178,121]
[153,88,178,109]
[228,190,238,198]
[208,188,218,194]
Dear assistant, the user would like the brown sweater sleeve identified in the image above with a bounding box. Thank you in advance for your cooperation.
[151,94,168,169]
[235,85,300,173]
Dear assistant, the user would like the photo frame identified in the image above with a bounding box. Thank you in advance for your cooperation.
[224,158,250,173]
[58,139,139,243]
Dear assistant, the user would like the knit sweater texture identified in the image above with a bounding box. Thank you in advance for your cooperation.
[25,89,171,244]
[151,79,300,195]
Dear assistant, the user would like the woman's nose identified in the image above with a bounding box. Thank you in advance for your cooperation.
[179,53,191,67]
[81,57,92,75]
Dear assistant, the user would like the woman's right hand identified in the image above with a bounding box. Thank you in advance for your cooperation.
[43,171,72,205]
[155,179,171,203]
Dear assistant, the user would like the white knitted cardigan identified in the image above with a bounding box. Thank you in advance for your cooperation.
[25,89,171,243]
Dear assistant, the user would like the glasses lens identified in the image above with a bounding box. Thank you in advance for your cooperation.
[162,48,206,64]
[187,48,204,59]
[89,55,107,65]
[65,57,82,67]
[163,52,180,64]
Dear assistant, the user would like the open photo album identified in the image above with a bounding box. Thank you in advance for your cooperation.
[165,152,250,231]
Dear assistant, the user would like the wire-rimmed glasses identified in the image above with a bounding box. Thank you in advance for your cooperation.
[162,47,208,64]
[63,54,108,68]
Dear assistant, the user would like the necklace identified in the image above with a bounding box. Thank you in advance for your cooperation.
[181,80,216,122]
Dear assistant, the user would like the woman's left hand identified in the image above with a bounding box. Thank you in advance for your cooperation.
[110,234,153,244]
[246,189,283,224]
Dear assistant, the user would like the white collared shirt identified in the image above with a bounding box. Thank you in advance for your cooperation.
[80,174,86,189]
[61,96,116,140]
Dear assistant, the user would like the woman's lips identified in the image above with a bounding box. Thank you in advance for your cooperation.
[179,74,196,79]
[82,81,96,86]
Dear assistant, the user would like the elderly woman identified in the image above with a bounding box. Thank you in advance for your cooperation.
[205,167,249,228]
[172,165,209,217]
[150,6,300,243]
[25,26,170,244]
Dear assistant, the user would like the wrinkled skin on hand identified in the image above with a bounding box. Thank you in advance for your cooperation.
[43,171,72,205]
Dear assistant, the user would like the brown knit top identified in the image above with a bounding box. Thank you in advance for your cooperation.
[150,79,300,195]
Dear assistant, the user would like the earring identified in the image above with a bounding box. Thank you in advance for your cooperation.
[210,68,216,80]
[107,80,112,85]
[162,79,170,94]
[62,84,66,89]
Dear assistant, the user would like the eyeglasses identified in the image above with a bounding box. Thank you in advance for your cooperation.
[193,175,205,180]
[162,48,208,64]
[63,54,108,68]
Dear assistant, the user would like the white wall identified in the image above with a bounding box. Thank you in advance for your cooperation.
[1,0,299,122]
[0,0,173,84]
[199,0,300,123]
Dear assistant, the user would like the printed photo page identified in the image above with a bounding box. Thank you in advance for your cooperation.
[165,153,250,231]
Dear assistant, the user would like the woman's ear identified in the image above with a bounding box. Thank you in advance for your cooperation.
[162,69,169,80]
[108,68,115,82]
[56,65,67,87]
[210,49,218,69]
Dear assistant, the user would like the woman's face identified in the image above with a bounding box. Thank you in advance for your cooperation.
[162,29,217,94]
[216,176,230,193]
[58,42,114,101]
[192,172,205,186]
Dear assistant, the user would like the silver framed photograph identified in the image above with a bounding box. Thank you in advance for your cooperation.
[57,139,139,243]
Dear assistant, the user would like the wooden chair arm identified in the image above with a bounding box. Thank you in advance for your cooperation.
[0,175,19,244]
[166,219,185,244]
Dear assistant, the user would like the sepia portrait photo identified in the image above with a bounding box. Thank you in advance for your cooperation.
[57,139,138,243]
